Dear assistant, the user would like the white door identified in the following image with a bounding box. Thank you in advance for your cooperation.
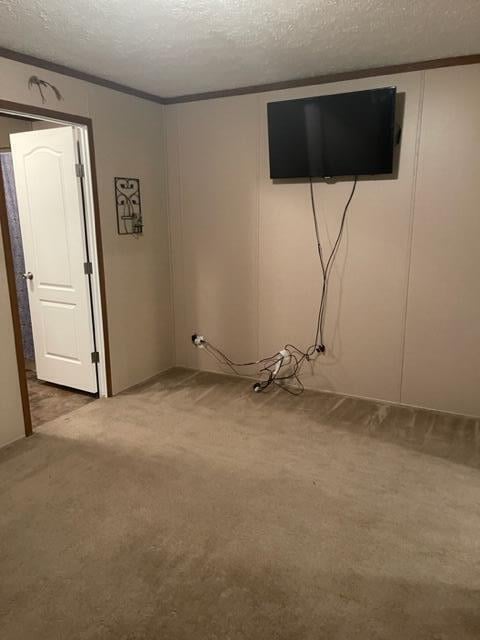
[10,126,98,393]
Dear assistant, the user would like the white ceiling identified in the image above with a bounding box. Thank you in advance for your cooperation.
[1,1,479,98]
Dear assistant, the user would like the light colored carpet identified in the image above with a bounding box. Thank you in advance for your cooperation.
[0,367,479,639]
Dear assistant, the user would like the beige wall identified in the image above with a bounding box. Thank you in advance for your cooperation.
[0,116,32,446]
[0,222,25,445]
[88,87,172,392]
[0,58,173,446]
[402,65,480,415]
[166,64,480,416]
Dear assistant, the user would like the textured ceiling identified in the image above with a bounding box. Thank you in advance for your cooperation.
[1,1,479,97]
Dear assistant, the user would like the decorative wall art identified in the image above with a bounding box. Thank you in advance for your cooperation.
[115,177,143,236]
[28,76,63,103]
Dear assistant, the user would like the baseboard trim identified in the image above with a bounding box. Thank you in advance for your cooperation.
[177,364,480,420]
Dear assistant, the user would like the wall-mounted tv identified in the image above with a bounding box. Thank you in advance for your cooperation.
[267,87,397,179]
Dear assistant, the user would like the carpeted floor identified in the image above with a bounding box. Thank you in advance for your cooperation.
[1,367,479,639]
[26,370,96,428]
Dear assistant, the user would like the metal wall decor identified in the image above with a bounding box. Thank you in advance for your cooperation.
[28,76,63,103]
[115,177,143,236]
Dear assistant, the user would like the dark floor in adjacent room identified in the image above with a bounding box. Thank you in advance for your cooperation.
[26,369,96,429]
[1,368,479,639]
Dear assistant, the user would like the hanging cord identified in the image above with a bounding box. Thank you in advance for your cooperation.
[283,176,358,363]
[193,177,358,394]
[312,176,358,350]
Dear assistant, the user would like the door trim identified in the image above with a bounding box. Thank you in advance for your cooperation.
[0,99,113,436]
[0,170,33,436]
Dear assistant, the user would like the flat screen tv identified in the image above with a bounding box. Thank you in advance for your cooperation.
[267,87,396,179]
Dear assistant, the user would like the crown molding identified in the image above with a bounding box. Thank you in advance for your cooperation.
[1,47,479,106]
[165,54,480,104]
[0,46,167,104]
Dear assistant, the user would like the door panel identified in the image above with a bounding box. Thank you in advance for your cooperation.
[10,127,97,393]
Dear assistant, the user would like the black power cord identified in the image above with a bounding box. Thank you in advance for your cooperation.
[311,175,358,352]
[192,177,358,394]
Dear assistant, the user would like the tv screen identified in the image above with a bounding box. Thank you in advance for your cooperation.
[267,87,397,179]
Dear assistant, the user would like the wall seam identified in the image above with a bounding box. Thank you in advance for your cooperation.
[398,70,426,404]
[175,106,188,366]
[255,95,261,360]
[162,104,177,367]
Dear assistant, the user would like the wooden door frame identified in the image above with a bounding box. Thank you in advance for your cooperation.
[0,99,113,437]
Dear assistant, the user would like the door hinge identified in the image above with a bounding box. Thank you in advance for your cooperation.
[84,261,93,275]
[75,162,85,178]
[91,351,100,364]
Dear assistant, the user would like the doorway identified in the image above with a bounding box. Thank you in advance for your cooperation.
[0,105,111,434]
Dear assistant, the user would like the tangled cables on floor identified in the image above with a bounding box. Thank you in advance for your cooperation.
[192,177,358,395]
